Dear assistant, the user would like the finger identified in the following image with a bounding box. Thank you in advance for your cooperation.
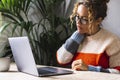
[71,59,82,69]
[72,61,80,69]
[72,65,81,71]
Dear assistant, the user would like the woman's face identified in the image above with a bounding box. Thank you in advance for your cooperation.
[76,4,89,34]
[76,4,99,34]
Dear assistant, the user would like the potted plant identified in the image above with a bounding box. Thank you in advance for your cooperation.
[31,0,76,66]
[0,0,75,66]
[0,0,35,59]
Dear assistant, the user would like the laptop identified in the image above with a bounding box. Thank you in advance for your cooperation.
[8,36,73,77]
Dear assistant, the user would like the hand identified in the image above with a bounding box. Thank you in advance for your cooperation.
[71,59,88,71]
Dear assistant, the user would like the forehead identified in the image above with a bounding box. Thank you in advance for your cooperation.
[77,4,88,17]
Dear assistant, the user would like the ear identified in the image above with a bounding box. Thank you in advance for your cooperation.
[96,17,102,24]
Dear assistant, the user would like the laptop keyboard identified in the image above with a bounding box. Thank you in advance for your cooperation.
[37,67,73,76]
[37,67,56,74]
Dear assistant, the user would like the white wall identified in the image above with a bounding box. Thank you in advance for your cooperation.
[102,0,120,37]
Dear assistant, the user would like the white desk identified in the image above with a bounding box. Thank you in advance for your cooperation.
[0,63,120,80]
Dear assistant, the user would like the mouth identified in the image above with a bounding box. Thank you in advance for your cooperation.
[77,25,82,30]
[76,25,84,33]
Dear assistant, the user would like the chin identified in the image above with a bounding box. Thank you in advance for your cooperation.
[79,31,86,34]
[79,31,84,34]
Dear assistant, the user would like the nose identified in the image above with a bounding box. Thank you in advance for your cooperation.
[76,20,82,25]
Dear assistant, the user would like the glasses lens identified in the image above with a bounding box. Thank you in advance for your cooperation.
[81,19,88,24]
[75,15,88,25]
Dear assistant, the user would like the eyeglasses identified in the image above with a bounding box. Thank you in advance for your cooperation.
[75,15,88,25]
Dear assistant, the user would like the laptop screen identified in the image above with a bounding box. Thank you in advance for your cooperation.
[8,37,39,76]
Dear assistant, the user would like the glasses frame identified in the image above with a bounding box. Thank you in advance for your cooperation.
[75,15,88,25]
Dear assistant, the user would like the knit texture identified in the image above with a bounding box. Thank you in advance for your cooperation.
[57,28,120,73]
[75,29,120,68]
[57,31,84,64]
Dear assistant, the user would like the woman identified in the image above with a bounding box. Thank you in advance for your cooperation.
[57,0,120,73]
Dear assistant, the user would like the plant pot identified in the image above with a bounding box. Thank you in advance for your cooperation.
[0,57,10,72]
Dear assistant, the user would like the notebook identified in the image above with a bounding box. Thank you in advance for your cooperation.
[8,36,73,77]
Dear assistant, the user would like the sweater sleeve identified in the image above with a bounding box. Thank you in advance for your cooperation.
[56,31,84,64]
[106,36,120,74]
[88,65,120,74]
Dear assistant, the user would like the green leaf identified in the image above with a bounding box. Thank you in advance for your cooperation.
[24,0,31,13]
[12,23,19,36]
[2,13,19,23]
[0,23,11,33]
[1,0,7,8]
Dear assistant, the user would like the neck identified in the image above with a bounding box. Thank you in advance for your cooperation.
[87,26,101,36]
